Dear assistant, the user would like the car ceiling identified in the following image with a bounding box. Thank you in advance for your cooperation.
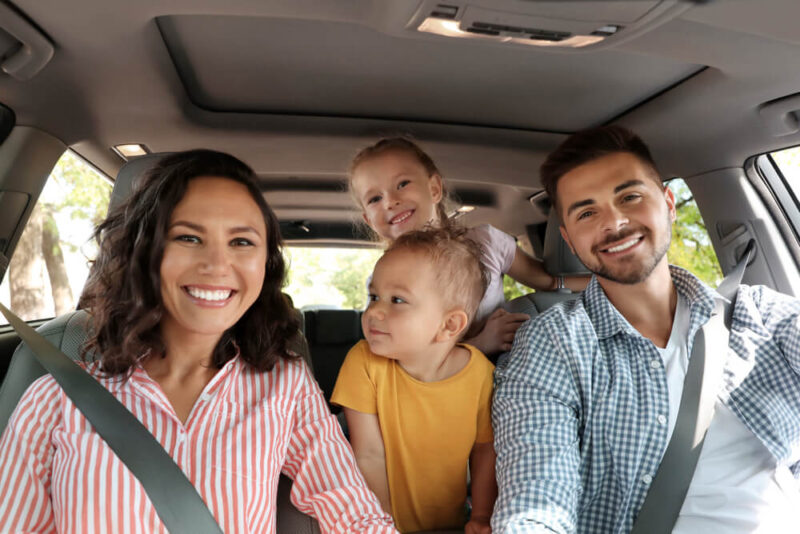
[1,0,800,242]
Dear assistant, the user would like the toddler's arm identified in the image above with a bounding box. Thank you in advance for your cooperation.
[466,441,497,534]
[344,407,392,515]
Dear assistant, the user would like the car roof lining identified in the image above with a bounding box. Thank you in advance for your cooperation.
[4,0,800,241]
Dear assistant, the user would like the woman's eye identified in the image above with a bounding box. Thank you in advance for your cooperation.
[230,237,254,247]
[175,234,201,244]
[391,296,406,304]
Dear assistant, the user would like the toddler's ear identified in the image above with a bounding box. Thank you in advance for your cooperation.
[436,309,470,342]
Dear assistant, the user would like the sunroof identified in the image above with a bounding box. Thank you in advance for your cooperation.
[158,14,702,132]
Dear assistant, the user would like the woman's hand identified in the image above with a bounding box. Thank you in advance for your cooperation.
[468,308,529,355]
[465,516,492,534]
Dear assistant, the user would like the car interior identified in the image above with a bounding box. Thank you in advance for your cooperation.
[0,0,799,531]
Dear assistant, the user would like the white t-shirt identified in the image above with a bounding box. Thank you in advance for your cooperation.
[465,224,517,323]
[657,293,800,533]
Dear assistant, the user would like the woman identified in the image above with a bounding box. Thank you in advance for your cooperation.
[0,150,396,533]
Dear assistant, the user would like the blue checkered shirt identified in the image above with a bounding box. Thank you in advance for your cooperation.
[492,266,800,533]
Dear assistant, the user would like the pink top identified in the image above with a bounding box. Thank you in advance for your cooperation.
[467,224,517,323]
[0,356,396,533]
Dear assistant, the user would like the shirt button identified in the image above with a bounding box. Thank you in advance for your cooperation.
[642,474,653,485]
[650,359,661,369]
[657,415,667,425]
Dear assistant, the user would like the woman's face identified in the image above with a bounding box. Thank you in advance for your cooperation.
[351,150,443,242]
[159,177,268,343]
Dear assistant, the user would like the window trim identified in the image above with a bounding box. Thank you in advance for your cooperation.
[747,154,800,269]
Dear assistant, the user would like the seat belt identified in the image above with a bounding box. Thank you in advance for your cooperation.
[0,303,224,534]
[631,239,755,534]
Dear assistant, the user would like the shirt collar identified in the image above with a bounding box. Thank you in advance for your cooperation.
[582,265,717,340]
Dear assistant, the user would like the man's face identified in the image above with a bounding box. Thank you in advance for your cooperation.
[557,152,676,285]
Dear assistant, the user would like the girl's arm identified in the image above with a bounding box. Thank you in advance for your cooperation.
[506,247,590,292]
[344,407,392,514]
[466,441,497,534]
[466,308,529,355]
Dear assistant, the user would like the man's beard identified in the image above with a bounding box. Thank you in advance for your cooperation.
[577,214,672,285]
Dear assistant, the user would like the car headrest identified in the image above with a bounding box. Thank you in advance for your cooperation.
[109,153,169,212]
[542,209,591,277]
[305,309,362,345]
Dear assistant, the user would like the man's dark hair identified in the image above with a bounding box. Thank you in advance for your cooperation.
[81,149,300,375]
[540,125,660,216]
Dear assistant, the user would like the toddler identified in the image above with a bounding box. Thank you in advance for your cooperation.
[331,226,496,534]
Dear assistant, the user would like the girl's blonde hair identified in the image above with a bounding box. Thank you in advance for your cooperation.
[348,137,451,234]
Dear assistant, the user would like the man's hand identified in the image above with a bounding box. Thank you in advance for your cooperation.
[465,516,492,534]
[469,308,529,355]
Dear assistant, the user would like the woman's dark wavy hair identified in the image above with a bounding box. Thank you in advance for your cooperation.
[81,149,300,375]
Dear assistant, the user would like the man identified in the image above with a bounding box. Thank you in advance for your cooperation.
[492,126,800,533]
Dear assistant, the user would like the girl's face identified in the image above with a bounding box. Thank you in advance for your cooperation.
[350,150,443,242]
[159,177,268,344]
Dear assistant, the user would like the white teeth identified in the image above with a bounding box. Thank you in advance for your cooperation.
[605,237,640,253]
[390,211,412,225]
[186,287,232,301]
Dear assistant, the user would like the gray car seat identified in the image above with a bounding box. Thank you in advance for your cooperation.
[0,153,321,533]
[504,210,590,316]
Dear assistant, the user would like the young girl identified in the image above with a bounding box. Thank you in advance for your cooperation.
[349,137,588,355]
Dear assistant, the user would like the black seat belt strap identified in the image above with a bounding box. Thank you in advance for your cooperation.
[0,303,224,534]
[631,240,754,534]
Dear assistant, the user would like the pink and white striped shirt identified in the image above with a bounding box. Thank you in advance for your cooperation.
[0,355,397,533]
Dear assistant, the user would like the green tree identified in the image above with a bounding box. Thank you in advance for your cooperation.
[667,179,722,287]
[7,151,111,319]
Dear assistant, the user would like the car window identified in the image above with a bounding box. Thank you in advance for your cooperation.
[0,151,111,323]
[770,146,800,197]
[284,246,382,310]
[666,178,722,287]
[765,146,800,243]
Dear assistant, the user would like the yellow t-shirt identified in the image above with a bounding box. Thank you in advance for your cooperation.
[331,340,494,533]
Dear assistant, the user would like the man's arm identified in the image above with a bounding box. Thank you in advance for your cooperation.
[748,285,800,373]
[345,407,392,514]
[466,441,497,534]
[492,317,583,534]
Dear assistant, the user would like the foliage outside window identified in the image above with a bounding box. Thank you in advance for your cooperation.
[0,151,111,323]
[666,178,722,287]
[284,247,382,310]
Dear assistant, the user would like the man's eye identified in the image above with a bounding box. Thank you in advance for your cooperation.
[391,296,406,304]
[175,234,201,244]
[367,195,381,205]
[397,180,410,189]
[622,193,642,203]
[576,211,594,221]
[230,237,254,247]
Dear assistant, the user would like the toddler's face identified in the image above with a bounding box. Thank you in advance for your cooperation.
[362,248,449,360]
[351,150,443,242]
